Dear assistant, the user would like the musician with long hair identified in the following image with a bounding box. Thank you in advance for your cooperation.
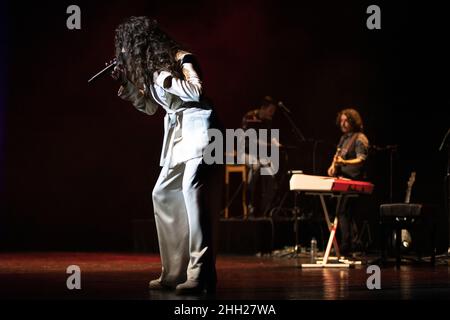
[327,108,369,180]
[327,108,369,256]
[113,16,219,294]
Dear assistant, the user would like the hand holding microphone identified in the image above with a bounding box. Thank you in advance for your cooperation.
[110,61,128,86]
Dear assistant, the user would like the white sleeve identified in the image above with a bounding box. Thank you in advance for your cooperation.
[155,64,203,102]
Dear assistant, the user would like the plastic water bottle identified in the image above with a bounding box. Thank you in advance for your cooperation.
[310,237,317,263]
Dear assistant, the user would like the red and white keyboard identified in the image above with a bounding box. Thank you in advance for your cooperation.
[289,172,374,268]
[289,172,374,194]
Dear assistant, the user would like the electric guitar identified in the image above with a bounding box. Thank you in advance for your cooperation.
[401,171,416,246]
[405,172,416,204]
[328,147,342,176]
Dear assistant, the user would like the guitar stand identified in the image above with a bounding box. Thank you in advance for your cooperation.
[301,192,362,268]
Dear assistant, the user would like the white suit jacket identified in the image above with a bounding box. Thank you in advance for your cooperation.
[118,52,212,167]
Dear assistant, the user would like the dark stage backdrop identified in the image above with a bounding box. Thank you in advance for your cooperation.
[1,0,449,251]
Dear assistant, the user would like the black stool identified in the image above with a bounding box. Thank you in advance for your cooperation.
[379,203,436,267]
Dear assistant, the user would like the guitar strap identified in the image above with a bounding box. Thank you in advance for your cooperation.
[340,133,360,158]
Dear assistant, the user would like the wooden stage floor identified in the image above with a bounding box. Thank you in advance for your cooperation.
[0,252,449,301]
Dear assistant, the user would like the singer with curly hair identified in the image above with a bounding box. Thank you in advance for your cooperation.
[113,16,220,294]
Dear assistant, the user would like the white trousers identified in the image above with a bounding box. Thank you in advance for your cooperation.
[152,157,218,286]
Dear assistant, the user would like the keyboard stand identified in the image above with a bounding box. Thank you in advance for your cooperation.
[301,192,361,268]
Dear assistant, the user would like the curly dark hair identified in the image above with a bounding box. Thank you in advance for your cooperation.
[336,108,364,132]
[114,16,183,90]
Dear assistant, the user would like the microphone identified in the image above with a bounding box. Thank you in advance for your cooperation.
[277,101,291,114]
[88,58,117,83]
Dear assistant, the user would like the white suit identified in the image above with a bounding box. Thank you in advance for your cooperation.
[118,52,219,287]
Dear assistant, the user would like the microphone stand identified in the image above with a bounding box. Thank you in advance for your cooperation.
[371,144,398,203]
[278,104,325,175]
[278,103,306,143]
[276,103,324,256]
[387,145,399,203]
